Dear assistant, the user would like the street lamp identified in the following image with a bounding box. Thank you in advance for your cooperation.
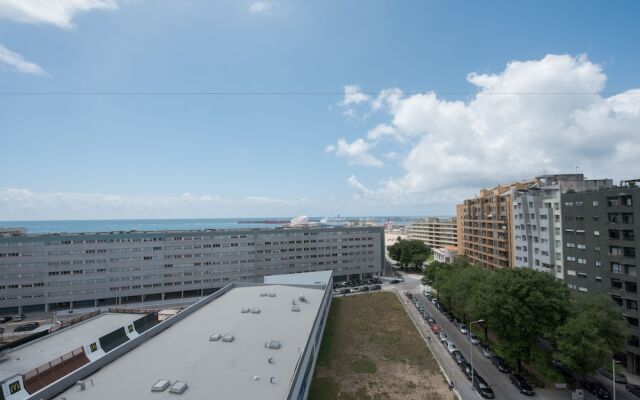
[612,358,621,400]
[469,319,484,389]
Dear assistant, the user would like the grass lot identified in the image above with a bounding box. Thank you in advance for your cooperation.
[308,292,452,400]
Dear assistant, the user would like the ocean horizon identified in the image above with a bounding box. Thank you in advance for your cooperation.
[0,216,424,234]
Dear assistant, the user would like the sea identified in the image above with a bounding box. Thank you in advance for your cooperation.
[0,217,421,234]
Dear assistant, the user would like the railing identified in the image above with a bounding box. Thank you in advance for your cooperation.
[23,347,90,394]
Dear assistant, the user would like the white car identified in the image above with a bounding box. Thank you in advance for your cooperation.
[459,324,469,335]
[439,332,448,342]
[446,340,457,354]
[469,333,481,345]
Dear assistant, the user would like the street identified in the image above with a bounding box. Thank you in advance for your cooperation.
[399,272,637,400]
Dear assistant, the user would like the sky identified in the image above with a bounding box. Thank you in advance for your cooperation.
[0,0,639,220]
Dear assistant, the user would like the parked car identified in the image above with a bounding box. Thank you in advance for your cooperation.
[390,279,402,284]
[581,379,611,399]
[360,286,370,292]
[339,288,351,295]
[472,374,495,398]
[491,356,512,374]
[627,384,640,397]
[14,322,39,332]
[451,350,466,365]
[405,291,413,299]
[469,333,481,345]
[480,344,494,358]
[445,340,457,354]
[427,317,436,326]
[459,324,469,335]
[598,368,627,384]
[551,359,576,382]
[438,332,448,343]
[459,362,477,380]
[431,324,441,334]
[370,285,382,290]
[13,314,25,322]
[510,373,535,396]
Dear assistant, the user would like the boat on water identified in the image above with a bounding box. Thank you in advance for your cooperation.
[319,215,351,226]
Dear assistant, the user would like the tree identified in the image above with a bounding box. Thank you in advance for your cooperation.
[483,268,571,373]
[555,294,627,381]
[387,239,431,270]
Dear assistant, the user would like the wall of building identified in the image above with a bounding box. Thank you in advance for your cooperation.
[562,186,640,374]
[408,217,457,249]
[0,226,383,314]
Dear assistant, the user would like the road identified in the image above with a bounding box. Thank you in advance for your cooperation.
[399,272,638,400]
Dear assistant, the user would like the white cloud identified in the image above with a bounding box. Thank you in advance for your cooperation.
[332,54,640,205]
[0,188,311,220]
[249,1,272,14]
[347,175,374,198]
[0,44,46,75]
[0,0,118,28]
[326,137,383,167]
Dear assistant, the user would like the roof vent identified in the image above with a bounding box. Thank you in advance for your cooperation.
[267,340,281,350]
[241,307,250,313]
[209,333,222,342]
[268,357,274,364]
[268,292,276,297]
[270,377,276,384]
[260,292,267,297]
[151,380,171,392]
[222,334,235,342]
[169,381,188,394]
[251,307,261,314]
[291,305,300,312]
[299,293,307,302]
[252,376,260,381]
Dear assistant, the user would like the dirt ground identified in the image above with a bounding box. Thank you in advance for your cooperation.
[308,292,454,400]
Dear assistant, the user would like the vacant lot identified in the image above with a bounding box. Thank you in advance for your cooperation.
[308,292,452,400]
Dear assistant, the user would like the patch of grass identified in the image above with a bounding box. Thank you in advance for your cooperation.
[308,377,340,400]
[352,357,378,374]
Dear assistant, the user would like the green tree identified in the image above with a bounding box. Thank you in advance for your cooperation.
[387,239,431,270]
[555,294,627,381]
[483,268,571,372]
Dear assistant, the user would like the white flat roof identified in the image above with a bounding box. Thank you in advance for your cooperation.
[264,270,332,286]
[0,313,140,381]
[56,283,326,400]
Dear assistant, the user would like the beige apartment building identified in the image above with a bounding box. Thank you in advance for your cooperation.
[456,179,539,270]
[409,217,457,249]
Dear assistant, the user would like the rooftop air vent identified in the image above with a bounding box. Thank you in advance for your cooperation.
[222,334,235,342]
[267,340,281,350]
[209,333,222,342]
[260,292,267,297]
[299,293,307,302]
[268,292,276,297]
[291,305,300,312]
[169,381,188,394]
[251,307,261,314]
[241,307,250,313]
[151,380,171,392]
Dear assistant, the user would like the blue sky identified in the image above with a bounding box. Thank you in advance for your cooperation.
[1,1,640,220]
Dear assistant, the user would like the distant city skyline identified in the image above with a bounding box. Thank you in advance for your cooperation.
[1,1,639,219]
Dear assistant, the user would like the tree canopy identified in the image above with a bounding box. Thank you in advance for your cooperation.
[387,239,431,269]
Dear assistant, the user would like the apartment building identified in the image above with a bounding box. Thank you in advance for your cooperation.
[456,179,539,270]
[512,174,613,279]
[562,182,640,373]
[409,217,457,249]
[0,226,384,315]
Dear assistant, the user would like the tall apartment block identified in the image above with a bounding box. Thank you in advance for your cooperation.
[512,174,613,279]
[408,217,457,249]
[456,180,539,269]
[0,225,384,315]
[562,181,640,373]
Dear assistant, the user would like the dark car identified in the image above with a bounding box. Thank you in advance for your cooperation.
[370,285,382,290]
[0,316,12,323]
[390,279,402,284]
[627,384,640,397]
[472,374,495,398]
[14,322,39,332]
[451,350,466,365]
[339,288,351,295]
[490,355,512,374]
[427,317,436,326]
[459,362,478,380]
[582,379,611,399]
[510,373,535,396]
[360,286,370,292]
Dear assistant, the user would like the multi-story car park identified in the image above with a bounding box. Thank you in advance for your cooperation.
[0,225,384,315]
[512,174,612,279]
[408,217,457,249]
[562,181,640,374]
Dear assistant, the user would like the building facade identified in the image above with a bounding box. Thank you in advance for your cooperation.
[562,182,640,373]
[456,180,538,270]
[512,174,613,279]
[408,217,457,249]
[433,246,458,264]
[0,226,384,315]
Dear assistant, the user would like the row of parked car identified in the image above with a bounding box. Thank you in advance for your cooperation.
[335,285,382,295]
[409,290,536,398]
[550,358,639,399]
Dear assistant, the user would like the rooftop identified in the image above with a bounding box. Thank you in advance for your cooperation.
[55,279,328,400]
[0,313,140,382]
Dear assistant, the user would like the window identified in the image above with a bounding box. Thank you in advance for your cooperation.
[594,230,600,236]
[593,200,599,206]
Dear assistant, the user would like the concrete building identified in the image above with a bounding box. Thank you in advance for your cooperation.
[512,174,613,279]
[40,271,333,400]
[408,217,457,249]
[433,246,458,264]
[562,182,640,374]
[456,180,539,270]
[0,226,383,315]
